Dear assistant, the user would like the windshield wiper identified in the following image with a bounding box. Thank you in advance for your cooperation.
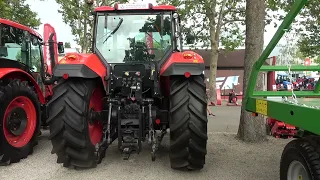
[103,18,124,44]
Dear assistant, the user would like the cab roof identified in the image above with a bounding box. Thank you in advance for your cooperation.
[94,4,176,12]
[0,18,42,39]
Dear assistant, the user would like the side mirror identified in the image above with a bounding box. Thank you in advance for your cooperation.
[185,33,196,44]
[58,42,65,54]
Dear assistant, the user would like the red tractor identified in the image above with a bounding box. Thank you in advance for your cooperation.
[47,3,208,170]
[266,118,297,139]
[0,19,63,165]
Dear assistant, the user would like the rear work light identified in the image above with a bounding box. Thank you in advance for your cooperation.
[183,53,193,59]
[115,3,152,10]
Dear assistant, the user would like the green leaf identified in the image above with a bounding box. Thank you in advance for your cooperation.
[0,0,41,29]
[267,0,320,58]
[64,42,71,48]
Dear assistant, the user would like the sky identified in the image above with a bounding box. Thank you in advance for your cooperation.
[26,0,280,52]
[26,0,77,47]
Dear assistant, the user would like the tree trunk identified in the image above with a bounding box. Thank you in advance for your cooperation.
[207,1,227,105]
[208,43,218,104]
[208,18,218,104]
[237,0,266,142]
[83,18,88,53]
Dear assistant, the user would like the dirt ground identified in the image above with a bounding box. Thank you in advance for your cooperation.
[0,106,291,180]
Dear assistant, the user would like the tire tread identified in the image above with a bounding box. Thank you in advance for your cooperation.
[169,75,208,170]
[280,136,320,179]
[0,79,40,165]
[47,79,98,168]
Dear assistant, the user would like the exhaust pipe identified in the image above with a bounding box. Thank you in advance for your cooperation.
[42,33,57,85]
[48,33,56,70]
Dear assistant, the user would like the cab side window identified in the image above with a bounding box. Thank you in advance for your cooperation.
[0,24,28,64]
[30,36,41,72]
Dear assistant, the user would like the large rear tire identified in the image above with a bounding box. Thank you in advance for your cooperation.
[169,75,208,170]
[47,79,104,168]
[280,137,320,180]
[0,79,40,165]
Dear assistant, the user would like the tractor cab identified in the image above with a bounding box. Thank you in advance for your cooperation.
[276,73,289,85]
[90,3,186,64]
[0,20,43,73]
[0,19,65,95]
[0,20,65,75]
[86,3,198,99]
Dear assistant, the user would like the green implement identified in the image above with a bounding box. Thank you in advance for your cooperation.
[244,1,320,179]
[244,0,320,134]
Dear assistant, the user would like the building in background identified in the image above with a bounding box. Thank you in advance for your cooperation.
[190,48,280,96]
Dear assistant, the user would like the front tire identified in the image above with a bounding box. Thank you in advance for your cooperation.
[0,79,40,165]
[47,79,104,168]
[169,75,208,170]
[280,137,320,180]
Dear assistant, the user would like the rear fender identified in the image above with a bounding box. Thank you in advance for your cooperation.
[54,53,107,87]
[160,51,205,76]
[0,68,45,104]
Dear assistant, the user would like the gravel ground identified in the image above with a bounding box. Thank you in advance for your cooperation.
[0,106,292,180]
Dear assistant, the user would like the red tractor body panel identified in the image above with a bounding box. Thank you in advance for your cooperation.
[0,18,42,39]
[160,51,205,75]
[58,53,107,78]
[0,68,45,104]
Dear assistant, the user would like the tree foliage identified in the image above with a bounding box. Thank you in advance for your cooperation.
[0,0,41,29]
[267,0,320,58]
[55,0,92,53]
[158,0,246,50]
[159,0,246,103]
[276,33,304,65]
[64,42,71,48]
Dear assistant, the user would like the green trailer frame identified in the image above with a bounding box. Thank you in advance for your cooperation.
[244,0,320,136]
[242,1,320,178]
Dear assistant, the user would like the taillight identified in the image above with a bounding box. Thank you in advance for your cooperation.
[183,53,193,59]
[184,72,191,78]
[66,54,77,61]
[62,73,69,79]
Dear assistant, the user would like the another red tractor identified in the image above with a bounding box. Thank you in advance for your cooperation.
[0,19,63,165]
[266,118,297,139]
[47,3,208,170]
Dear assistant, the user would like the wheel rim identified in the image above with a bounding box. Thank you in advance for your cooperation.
[287,160,310,180]
[2,96,37,148]
[88,88,103,145]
